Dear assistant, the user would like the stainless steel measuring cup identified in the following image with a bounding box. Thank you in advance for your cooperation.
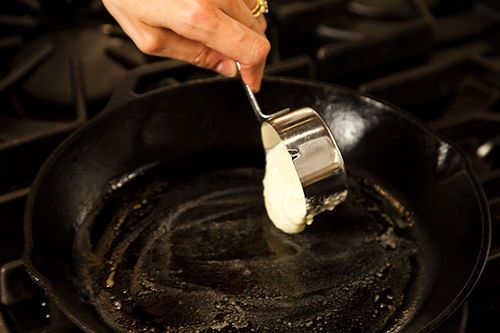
[236,63,348,217]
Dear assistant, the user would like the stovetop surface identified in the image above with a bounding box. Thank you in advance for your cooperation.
[1,0,500,332]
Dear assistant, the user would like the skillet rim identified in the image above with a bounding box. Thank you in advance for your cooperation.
[23,75,491,333]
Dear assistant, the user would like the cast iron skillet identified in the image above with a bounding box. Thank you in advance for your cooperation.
[24,64,490,332]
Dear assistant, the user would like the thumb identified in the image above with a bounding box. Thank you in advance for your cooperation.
[214,59,238,78]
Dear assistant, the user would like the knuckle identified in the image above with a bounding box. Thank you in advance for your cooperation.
[250,37,271,63]
[191,46,213,68]
[136,33,162,55]
[260,18,267,32]
[186,1,217,27]
[253,19,267,35]
[249,20,261,34]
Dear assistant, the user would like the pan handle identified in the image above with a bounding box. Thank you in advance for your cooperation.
[106,60,215,111]
[106,56,317,112]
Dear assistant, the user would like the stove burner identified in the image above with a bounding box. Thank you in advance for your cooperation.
[480,0,500,13]
[11,26,145,107]
[0,0,500,331]
[347,0,418,20]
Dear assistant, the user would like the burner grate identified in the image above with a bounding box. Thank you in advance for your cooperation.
[1,0,500,331]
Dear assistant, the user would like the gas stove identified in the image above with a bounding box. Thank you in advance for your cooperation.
[1,0,500,332]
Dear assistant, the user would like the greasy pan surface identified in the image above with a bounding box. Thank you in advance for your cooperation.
[24,77,489,332]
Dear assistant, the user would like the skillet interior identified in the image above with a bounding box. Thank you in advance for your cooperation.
[24,77,489,332]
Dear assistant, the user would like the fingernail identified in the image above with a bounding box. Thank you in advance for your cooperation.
[215,60,237,78]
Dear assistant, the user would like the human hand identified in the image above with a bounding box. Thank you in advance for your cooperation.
[103,0,270,91]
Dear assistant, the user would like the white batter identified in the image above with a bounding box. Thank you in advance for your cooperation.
[262,123,309,234]
[262,123,348,234]
[263,140,309,234]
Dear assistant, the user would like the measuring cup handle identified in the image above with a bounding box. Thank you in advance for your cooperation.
[235,62,269,123]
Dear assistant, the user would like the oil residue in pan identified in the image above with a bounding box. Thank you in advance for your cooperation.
[73,168,418,333]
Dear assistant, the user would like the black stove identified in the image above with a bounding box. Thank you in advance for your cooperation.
[1,0,500,332]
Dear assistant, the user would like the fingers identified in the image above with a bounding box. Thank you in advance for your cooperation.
[125,22,238,77]
[241,0,258,10]
[106,0,270,91]
[214,0,266,35]
[164,7,270,91]
[207,12,270,91]
[240,0,267,33]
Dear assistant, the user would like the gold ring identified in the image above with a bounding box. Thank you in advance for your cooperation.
[251,0,268,18]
